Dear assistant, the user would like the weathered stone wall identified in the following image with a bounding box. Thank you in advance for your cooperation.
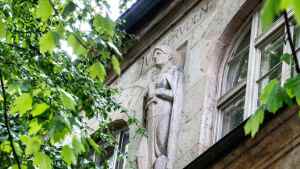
[110,0,258,168]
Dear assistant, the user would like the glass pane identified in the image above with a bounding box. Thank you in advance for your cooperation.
[115,129,129,169]
[258,36,284,92]
[225,31,250,92]
[221,91,245,136]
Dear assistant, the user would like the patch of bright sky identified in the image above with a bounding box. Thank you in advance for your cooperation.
[109,0,136,20]
[109,0,122,20]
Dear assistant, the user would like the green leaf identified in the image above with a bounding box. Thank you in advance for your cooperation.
[31,103,49,117]
[61,145,76,165]
[20,136,42,155]
[284,75,300,105]
[87,62,106,81]
[93,15,115,37]
[112,55,121,75]
[48,116,71,143]
[280,0,293,9]
[39,31,57,54]
[10,164,27,169]
[36,0,53,22]
[261,0,281,31]
[260,79,285,113]
[29,119,42,135]
[33,152,52,169]
[55,24,65,37]
[11,93,32,116]
[7,83,21,95]
[0,21,6,39]
[13,142,23,156]
[0,141,21,156]
[72,136,85,155]
[87,137,102,155]
[62,1,77,18]
[244,107,265,137]
[281,53,292,65]
[59,89,76,110]
[293,0,300,24]
[67,34,87,56]
[0,141,12,153]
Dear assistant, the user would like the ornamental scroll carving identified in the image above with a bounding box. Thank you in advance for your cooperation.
[137,46,184,169]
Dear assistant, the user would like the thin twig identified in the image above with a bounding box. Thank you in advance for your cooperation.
[0,69,21,169]
[283,11,300,73]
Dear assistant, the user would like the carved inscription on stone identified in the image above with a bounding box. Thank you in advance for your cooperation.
[162,0,215,46]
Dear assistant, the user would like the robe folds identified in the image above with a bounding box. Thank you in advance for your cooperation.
[137,66,183,169]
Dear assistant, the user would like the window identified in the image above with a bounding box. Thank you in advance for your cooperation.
[113,129,129,169]
[251,12,294,109]
[257,35,284,96]
[92,128,129,169]
[217,10,299,139]
[218,27,251,137]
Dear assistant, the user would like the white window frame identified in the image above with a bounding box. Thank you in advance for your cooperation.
[216,21,252,139]
[92,128,129,169]
[245,10,294,118]
[217,8,295,139]
[109,128,129,169]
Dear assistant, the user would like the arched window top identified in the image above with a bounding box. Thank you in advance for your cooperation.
[223,28,251,94]
[218,25,251,137]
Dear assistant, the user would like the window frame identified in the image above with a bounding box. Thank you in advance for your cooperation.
[216,9,296,140]
[92,127,129,169]
[113,128,129,169]
[245,10,294,118]
[216,21,252,139]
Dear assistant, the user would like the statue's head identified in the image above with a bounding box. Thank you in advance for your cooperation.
[152,45,177,67]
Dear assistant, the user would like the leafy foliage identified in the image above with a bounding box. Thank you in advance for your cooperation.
[244,75,300,137]
[261,0,300,30]
[0,0,129,168]
[61,145,76,165]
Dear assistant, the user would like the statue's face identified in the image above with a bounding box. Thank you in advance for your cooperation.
[153,49,171,66]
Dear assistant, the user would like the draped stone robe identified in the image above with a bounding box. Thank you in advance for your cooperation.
[137,66,183,169]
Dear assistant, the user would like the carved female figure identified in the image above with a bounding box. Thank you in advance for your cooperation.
[137,46,183,169]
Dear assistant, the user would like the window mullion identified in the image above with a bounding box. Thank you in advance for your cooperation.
[244,12,260,119]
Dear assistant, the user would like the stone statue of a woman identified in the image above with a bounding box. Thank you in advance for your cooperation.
[137,46,183,169]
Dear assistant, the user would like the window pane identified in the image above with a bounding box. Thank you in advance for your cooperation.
[221,90,245,136]
[258,36,284,92]
[225,31,250,92]
[115,129,129,169]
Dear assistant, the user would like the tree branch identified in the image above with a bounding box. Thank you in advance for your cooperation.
[0,69,21,169]
[283,11,300,74]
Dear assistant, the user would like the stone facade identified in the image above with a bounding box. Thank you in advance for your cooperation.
[107,0,276,168]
